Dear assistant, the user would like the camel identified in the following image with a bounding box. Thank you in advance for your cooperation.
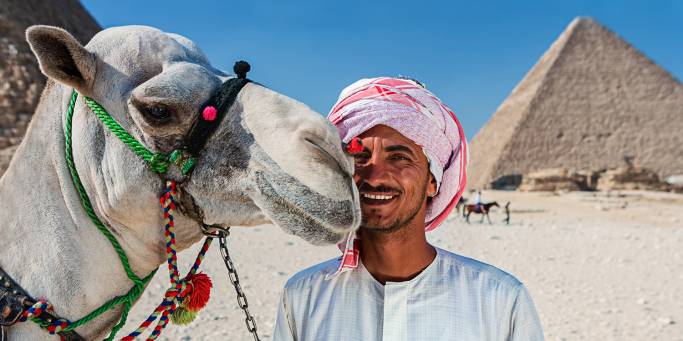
[0,25,360,340]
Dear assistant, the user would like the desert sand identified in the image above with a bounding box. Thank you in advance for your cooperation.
[123,190,683,340]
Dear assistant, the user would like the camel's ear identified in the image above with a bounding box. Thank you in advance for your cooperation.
[26,25,96,95]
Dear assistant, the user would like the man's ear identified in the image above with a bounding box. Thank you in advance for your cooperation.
[427,173,438,198]
[26,25,97,96]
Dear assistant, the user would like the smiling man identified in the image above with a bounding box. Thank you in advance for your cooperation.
[273,77,544,341]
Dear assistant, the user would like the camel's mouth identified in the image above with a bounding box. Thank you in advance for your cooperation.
[250,168,359,245]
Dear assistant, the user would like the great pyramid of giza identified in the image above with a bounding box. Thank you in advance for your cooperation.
[468,16,683,190]
[0,0,100,174]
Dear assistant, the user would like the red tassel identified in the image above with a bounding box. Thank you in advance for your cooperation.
[184,273,212,312]
[346,137,363,154]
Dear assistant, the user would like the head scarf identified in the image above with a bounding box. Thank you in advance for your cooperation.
[327,77,468,277]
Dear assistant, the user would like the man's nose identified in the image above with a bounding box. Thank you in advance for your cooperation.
[353,156,391,187]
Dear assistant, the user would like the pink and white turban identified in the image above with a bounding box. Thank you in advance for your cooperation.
[327,77,468,276]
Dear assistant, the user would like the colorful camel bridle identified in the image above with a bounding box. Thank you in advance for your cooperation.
[4,62,261,341]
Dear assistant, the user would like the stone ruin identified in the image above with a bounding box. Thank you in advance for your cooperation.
[518,157,682,192]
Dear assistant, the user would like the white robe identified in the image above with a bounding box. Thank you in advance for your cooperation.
[273,247,543,341]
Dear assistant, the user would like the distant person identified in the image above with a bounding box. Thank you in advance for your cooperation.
[504,201,511,225]
[456,195,468,217]
[273,77,544,340]
[474,190,483,212]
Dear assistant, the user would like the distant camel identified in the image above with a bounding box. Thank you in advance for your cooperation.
[465,201,500,224]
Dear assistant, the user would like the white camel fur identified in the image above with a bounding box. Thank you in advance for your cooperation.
[0,25,360,340]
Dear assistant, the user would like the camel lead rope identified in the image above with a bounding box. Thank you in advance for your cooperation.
[123,181,213,340]
[124,184,262,340]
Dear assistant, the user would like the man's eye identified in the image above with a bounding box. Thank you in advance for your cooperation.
[353,154,370,162]
[390,155,410,161]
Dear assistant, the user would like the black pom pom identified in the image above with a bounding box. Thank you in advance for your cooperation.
[233,60,251,79]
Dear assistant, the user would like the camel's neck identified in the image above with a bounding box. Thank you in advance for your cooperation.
[0,84,168,339]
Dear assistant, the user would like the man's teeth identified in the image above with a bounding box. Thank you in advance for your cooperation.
[362,194,394,200]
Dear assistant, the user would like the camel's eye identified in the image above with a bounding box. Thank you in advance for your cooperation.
[132,97,174,125]
[142,105,171,123]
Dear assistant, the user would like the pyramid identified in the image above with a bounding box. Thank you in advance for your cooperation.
[0,0,100,173]
[468,17,683,190]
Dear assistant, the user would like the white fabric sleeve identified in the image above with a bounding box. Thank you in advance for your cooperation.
[509,285,545,341]
[272,290,296,341]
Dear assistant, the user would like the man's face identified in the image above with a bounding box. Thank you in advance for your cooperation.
[352,125,436,232]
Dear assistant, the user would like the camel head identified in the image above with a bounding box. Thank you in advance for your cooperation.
[25,25,360,255]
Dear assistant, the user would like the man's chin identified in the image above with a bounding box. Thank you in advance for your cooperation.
[360,201,425,234]
[360,220,406,234]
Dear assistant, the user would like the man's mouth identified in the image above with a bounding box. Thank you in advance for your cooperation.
[360,193,399,206]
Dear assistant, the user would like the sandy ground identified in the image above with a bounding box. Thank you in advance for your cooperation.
[124,190,683,341]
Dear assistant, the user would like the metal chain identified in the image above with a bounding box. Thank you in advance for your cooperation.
[212,227,261,341]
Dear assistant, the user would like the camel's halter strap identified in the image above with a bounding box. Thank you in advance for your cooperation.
[10,62,261,340]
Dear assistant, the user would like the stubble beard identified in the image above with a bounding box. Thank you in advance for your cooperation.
[360,178,429,234]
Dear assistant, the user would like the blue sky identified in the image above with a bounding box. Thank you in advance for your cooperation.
[81,0,683,138]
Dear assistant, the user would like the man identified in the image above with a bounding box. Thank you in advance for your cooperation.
[474,190,483,213]
[504,201,511,225]
[273,77,543,340]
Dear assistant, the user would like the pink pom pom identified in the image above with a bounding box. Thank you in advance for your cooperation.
[202,106,217,121]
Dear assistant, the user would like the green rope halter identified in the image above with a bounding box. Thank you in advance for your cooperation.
[57,90,195,340]
[81,95,196,174]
